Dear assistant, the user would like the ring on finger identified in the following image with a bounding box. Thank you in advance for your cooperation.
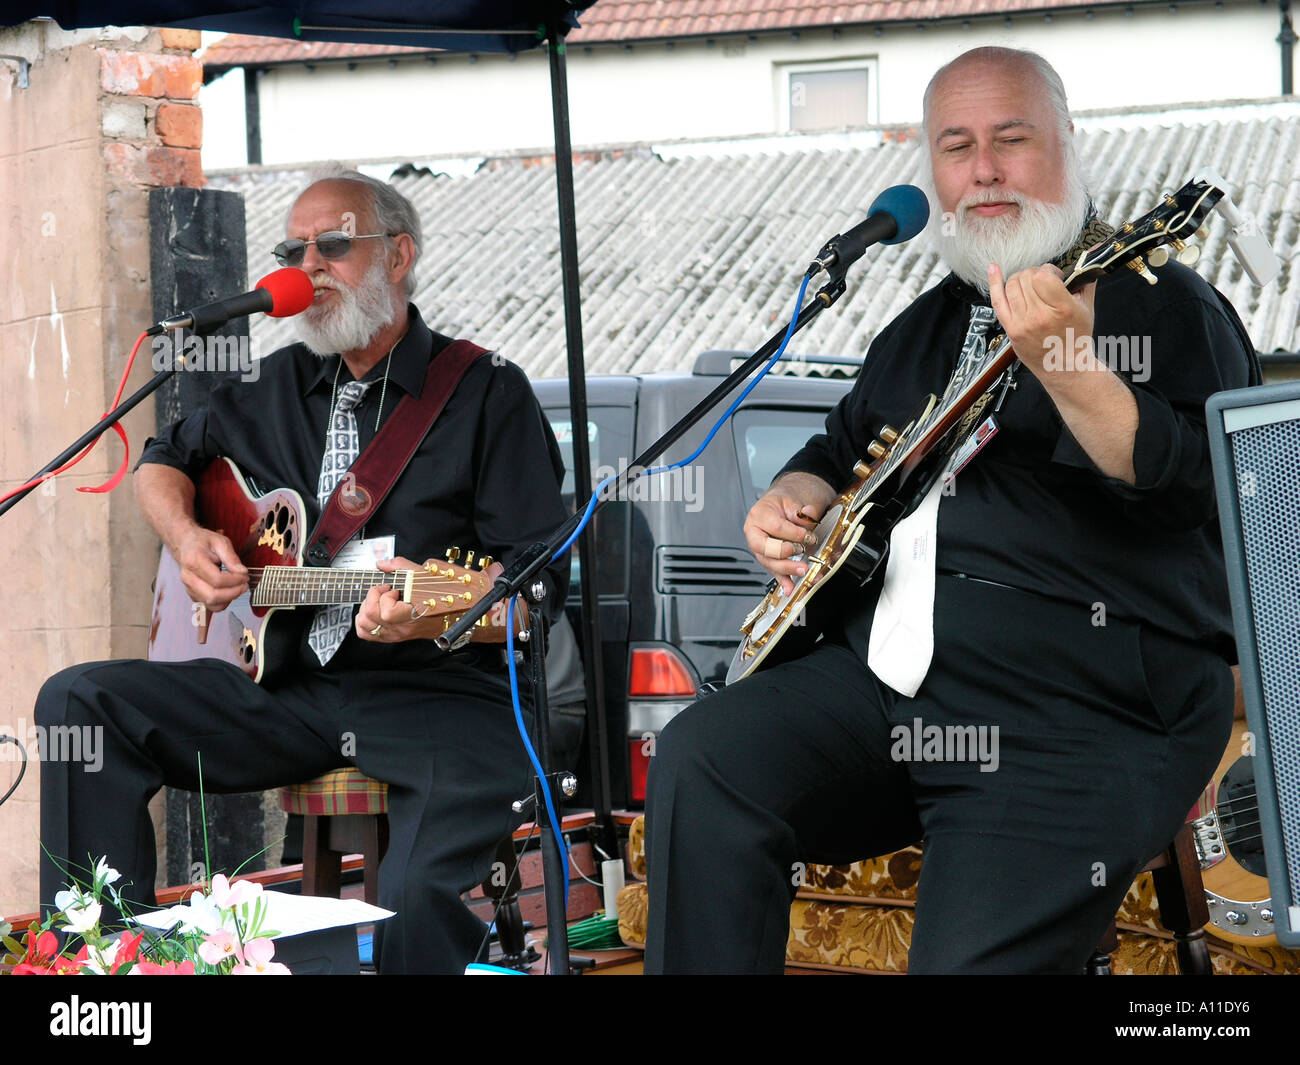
[370,624,383,636]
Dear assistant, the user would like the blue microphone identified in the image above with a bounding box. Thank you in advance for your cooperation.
[808,184,931,276]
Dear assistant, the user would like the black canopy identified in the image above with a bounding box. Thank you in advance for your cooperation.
[5,1,592,51]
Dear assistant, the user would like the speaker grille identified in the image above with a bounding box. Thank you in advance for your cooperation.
[1231,418,1300,910]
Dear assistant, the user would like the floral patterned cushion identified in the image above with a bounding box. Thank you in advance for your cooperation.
[617,816,1300,974]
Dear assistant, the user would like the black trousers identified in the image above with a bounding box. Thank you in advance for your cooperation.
[644,575,1234,974]
[35,652,532,975]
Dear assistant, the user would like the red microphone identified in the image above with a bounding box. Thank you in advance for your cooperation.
[147,268,315,335]
[257,267,315,318]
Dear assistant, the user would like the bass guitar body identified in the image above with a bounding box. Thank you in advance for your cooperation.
[1192,720,1276,947]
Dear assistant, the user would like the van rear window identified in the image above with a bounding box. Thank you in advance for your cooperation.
[730,409,830,502]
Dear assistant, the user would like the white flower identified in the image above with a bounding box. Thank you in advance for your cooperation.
[93,857,121,887]
[150,890,223,936]
[82,938,120,975]
[54,888,102,934]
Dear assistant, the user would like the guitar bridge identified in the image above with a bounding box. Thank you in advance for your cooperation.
[1191,812,1227,870]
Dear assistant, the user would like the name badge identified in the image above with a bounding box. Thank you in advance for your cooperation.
[945,415,1000,482]
[331,535,396,569]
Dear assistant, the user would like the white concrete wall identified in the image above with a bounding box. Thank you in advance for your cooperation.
[201,4,1286,167]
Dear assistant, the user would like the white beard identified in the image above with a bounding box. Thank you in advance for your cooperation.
[932,179,1091,296]
[296,257,398,357]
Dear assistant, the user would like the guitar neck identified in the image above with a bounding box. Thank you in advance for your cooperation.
[250,566,413,607]
[857,256,1099,500]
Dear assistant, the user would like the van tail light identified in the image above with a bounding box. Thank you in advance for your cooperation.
[626,645,700,803]
[628,646,697,697]
[628,738,652,804]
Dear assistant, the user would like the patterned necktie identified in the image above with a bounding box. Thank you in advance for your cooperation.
[307,378,374,665]
[866,304,998,697]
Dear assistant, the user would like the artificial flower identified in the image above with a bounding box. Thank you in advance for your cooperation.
[230,937,289,975]
[197,929,242,966]
[209,874,261,910]
[53,888,101,934]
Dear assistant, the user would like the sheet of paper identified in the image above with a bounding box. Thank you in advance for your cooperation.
[132,889,394,939]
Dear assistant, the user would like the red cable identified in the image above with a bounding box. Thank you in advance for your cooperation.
[0,330,147,505]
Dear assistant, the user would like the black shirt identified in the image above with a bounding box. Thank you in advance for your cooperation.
[780,262,1258,660]
[139,305,571,674]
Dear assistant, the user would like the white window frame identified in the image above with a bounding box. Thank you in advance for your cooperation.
[777,57,880,132]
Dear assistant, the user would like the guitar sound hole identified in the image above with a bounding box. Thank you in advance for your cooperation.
[1220,758,1267,877]
[275,505,289,534]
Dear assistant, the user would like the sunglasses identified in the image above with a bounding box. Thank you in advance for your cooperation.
[272,231,391,268]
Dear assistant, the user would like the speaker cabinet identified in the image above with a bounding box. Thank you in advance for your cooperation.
[1208,381,1300,948]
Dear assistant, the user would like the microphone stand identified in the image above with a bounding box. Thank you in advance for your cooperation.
[444,270,851,975]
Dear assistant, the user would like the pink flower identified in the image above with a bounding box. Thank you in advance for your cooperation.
[230,937,290,975]
[198,929,243,966]
[209,874,261,910]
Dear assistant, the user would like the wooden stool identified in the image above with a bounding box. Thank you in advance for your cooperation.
[1087,823,1211,975]
[278,768,389,906]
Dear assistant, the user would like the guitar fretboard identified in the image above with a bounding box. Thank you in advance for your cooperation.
[250,567,409,607]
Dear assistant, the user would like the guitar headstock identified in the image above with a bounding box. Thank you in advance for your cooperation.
[411,547,523,643]
[414,547,493,617]
[1068,178,1225,288]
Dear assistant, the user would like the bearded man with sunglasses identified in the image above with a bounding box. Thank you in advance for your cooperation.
[34,168,570,975]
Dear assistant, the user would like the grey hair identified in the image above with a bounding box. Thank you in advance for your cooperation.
[292,164,424,297]
[922,47,1073,145]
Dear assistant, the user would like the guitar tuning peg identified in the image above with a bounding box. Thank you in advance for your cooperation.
[1177,244,1201,266]
[446,546,461,561]
[460,591,474,602]
[478,555,493,569]
[465,550,475,565]
[879,425,899,444]
[1146,246,1170,268]
[867,441,887,459]
[1196,224,1210,241]
[1126,257,1159,286]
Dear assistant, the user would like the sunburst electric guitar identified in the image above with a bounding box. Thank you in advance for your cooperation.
[147,457,509,683]
[728,177,1229,683]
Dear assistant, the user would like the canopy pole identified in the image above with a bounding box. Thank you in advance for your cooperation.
[546,26,616,851]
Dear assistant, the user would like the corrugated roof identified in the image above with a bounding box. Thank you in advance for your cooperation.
[208,104,1300,379]
[201,0,1158,67]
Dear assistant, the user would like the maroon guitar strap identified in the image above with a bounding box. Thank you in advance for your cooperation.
[304,338,487,565]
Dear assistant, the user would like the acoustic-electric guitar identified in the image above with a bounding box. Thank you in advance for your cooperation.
[147,457,509,683]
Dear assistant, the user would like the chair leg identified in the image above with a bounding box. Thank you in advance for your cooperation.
[1149,824,1212,976]
[360,815,389,907]
[301,815,341,898]
[1086,920,1119,974]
